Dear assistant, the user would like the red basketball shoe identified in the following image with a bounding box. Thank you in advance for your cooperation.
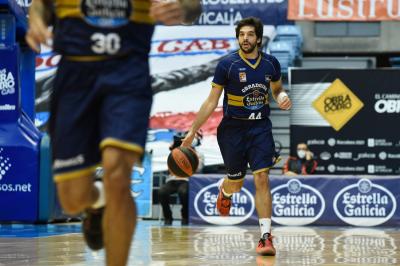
[256,234,276,256]
[216,188,232,216]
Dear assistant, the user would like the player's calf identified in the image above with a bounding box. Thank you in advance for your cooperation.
[216,188,232,216]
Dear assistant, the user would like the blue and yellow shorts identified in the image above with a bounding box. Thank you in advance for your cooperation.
[217,117,279,180]
[49,54,152,182]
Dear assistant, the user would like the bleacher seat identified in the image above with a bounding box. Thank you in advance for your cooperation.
[275,25,303,60]
[389,57,400,67]
[264,25,304,78]
[267,41,296,77]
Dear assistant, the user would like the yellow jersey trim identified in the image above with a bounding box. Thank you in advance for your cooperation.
[239,50,261,69]
[131,13,154,24]
[64,55,114,62]
[56,0,79,4]
[252,156,282,174]
[54,164,99,183]
[132,0,151,9]
[100,138,144,154]
[212,82,224,89]
[227,100,244,106]
[56,7,82,18]
[253,167,271,174]
[227,93,244,106]
[225,176,245,182]
[227,93,242,101]
[264,95,269,104]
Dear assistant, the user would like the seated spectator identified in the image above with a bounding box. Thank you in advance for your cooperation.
[159,130,203,225]
[283,142,317,175]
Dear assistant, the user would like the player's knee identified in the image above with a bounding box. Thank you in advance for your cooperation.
[102,146,137,173]
[254,172,270,190]
[158,186,169,199]
[104,172,131,199]
[102,164,131,201]
[57,182,89,214]
[102,150,126,175]
[177,186,188,198]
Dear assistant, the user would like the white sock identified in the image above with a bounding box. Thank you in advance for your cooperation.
[91,181,106,209]
[222,188,233,198]
[259,218,271,238]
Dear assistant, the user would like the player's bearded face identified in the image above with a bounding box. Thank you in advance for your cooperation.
[238,27,259,54]
[239,39,257,54]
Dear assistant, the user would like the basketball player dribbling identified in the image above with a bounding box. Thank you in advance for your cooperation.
[26,1,201,265]
[182,17,292,256]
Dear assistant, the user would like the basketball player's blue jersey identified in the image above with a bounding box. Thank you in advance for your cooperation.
[53,0,154,60]
[212,50,281,120]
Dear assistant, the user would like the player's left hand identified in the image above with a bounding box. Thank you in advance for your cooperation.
[150,0,185,25]
[278,97,292,110]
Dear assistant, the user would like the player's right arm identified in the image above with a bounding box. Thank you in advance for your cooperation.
[26,0,53,53]
[181,86,223,147]
[150,0,202,26]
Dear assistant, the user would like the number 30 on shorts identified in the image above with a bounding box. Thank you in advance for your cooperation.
[91,33,121,55]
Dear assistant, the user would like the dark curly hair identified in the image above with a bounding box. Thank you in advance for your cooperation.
[235,17,264,47]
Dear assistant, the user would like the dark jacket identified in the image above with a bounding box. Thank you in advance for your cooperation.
[283,156,317,175]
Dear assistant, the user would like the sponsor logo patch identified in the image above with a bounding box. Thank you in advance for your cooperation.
[313,79,364,131]
[271,179,325,225]
[194,182,255,225]
[0,69,15,96]
[243,90,266,110]
[239,72,247,82]
[333,179,396,226]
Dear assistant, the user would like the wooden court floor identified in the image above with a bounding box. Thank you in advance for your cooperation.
[0,221,399,265]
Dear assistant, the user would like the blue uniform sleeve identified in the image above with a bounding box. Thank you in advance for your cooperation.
[212,60,228,89]
[270,56,281,82]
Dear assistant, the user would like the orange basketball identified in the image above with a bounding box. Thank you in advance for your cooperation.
[167,146,199,178]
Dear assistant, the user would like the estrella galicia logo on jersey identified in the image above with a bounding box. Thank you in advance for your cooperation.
[239,72,247,82]
[271,179,326,225]
[81,0,132,28]
[194,182,255,225]
[243,90,266,110]
[333,179,396,226]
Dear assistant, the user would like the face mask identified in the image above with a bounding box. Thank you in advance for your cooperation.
[297,150,306,159]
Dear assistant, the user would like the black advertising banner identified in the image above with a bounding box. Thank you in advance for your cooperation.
[290,69,400,175]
